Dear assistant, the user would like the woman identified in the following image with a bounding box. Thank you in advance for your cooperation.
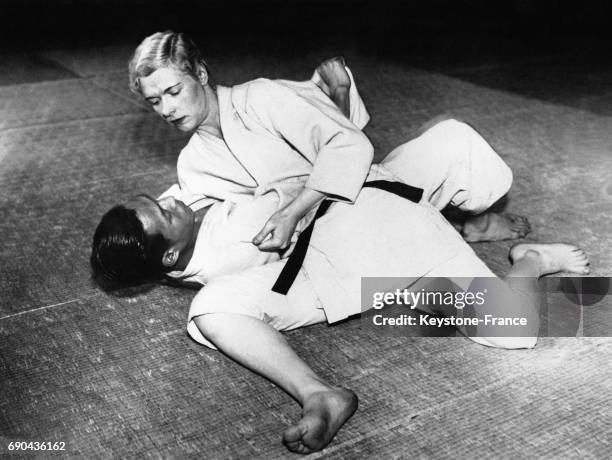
[128,31,374,253]
[128,31,531,253]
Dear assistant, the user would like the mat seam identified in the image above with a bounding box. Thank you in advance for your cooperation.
[0,295,97,321]
[87,76,150,111]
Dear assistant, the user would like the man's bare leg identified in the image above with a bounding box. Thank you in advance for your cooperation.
[314,57,351,118]
[194,313,358,454]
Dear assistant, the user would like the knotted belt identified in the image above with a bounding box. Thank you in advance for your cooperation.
[271,180,424,295]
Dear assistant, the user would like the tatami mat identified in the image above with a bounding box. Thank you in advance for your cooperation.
[1,40,611,458]
[41,45,137,77]
[0,53,77,86]
[0,79,144,130]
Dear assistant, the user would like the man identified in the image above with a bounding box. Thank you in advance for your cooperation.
[92,119,589,454]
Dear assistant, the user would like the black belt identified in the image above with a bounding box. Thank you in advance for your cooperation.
[271,180,423,295]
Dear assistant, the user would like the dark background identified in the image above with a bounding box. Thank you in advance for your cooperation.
[5,0,611,54]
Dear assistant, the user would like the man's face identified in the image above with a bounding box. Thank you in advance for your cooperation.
[139,66,210,132]
[125,195,195,255]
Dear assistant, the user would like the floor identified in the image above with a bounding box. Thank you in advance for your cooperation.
[1,26,611,458]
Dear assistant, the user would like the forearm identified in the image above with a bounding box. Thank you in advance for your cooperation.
[280,187,326,222]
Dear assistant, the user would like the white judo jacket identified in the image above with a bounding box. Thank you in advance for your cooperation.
[161,77,374,214]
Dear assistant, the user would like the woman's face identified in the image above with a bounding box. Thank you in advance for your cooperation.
[139,66,212,132]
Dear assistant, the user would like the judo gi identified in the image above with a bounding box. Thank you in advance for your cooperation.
[157,72,525,349]
[164,119,527,349]
[160,69,373,211]
[161,72,511,230]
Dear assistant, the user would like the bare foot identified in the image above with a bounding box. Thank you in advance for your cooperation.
[462,212,531,242]
[282,387,358,454]
[315,56,351,117]
[510,243,590,275]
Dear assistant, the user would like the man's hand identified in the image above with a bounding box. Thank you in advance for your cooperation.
[252,187,325,252]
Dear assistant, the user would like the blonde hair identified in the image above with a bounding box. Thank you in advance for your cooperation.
[128,31,210,94]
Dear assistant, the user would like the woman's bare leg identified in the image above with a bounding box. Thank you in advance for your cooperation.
[194,313,357,454]
[508,243,590,277]
[469,243,589,348]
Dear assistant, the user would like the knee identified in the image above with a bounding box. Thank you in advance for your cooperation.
[431,118,473,138]
[461,162,512,213]
[193,313,229,344]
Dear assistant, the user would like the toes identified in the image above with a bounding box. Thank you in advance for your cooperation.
[512,227,530,238]
[511,221,530,231]
[567,248,590,274]
[506,213,519,222]
[506,214,531,239]
[283,436,310,454]
[510,226,530,239]
[506,213,529,224]
[283,423,318,454]
[282,424,304,444]
[284,442,308,454]
[506,214,531,235]
[573,265,590,275]
[511,222,528,231]
[571,249,588,262]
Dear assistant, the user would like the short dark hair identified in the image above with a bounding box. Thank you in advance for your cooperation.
[91,205,170,289]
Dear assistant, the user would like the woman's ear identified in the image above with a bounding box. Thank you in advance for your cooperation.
[162,248,179,268]
[197,66,209,86]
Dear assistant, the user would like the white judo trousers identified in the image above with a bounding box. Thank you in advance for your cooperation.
[186,119,533,350]
[382,118,512,214]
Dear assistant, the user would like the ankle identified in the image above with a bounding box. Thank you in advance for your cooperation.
[509,250,543,278]
[296,379,335,405]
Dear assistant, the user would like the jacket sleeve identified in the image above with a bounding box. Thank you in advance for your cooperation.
[243,79,374,203]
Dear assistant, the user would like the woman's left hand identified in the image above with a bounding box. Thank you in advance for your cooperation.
[252,208,299,251]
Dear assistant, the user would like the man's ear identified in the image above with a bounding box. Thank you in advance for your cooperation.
[162,248,179,268]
